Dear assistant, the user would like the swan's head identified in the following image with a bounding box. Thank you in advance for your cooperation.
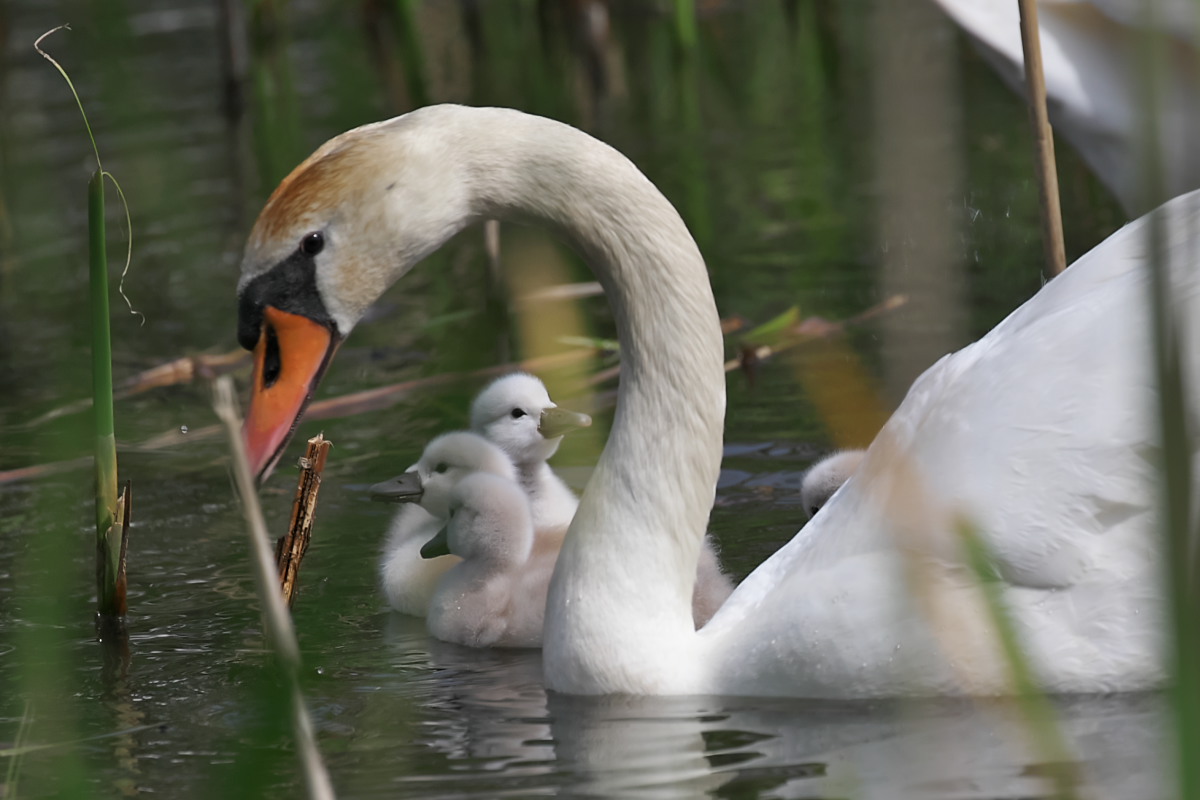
[800,449,865,519]
[371,431,517,520]
[469,373,592,466]
[419,472,533,566]
[236,107,478,481]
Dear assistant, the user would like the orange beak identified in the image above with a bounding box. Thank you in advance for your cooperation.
[243,306,338,482]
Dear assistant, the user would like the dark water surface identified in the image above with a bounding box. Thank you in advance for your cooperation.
[0,1,1161,798]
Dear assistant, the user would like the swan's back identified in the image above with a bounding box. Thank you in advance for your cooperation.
[699,191,1200,696]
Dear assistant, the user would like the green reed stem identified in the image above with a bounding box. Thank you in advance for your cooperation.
[672,0,698,52]
[89,171,122,616]
[36,24,135,618]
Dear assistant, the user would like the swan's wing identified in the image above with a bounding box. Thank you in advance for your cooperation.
[931,0,1200,212]
[700,191,1200,693]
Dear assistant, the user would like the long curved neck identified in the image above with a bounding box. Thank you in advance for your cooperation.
[447,108,726,689]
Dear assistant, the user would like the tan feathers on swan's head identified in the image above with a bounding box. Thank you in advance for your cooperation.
[238,113,474,333]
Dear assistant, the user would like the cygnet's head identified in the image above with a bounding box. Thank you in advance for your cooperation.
[469,373,591,466]
[371,431,516,519]
[421,472,533,566]
[800,449,866,519]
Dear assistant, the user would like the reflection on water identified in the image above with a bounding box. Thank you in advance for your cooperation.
[343,612,1166,799]
[0,0,1155,797]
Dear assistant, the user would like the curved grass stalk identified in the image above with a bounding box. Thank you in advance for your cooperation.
[34,26,140,323]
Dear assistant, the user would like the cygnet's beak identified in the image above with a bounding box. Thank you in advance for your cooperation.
[369,471,424,503]
[539,406,592,439]
[419,526,451,559]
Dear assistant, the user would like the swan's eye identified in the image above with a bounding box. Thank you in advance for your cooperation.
[434,462,449,474]
[300,231,325,256]
[809,505,820,517]
[510,408,527,419]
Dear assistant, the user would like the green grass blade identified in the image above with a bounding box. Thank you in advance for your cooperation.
[741,306,801,348]
[1135,15,1200,800]
[957,519,1078,800]
[1144,188,1200,800]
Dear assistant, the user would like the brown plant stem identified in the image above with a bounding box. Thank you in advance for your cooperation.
[276,434,332,608]
[1017,0,1067,279]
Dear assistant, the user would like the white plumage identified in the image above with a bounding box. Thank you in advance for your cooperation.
[380,371,734,627]
[469,371,733,626]
[801,450,866,519]
[240,105,1194,697]
[397,433,550,649]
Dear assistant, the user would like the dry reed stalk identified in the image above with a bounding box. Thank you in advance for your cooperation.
[210,376,335,800]
[1017,0,1067,279]
[275,434,332,608]
[581,295,908,390]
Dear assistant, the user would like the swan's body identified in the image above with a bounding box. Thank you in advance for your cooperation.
[382,432,550,648]
[238,104,1192,697]
[801,450,866,519]
[932,0,1200,213]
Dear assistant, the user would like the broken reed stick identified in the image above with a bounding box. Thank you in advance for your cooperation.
[276,434,332,608]
[1017,0,1067,279]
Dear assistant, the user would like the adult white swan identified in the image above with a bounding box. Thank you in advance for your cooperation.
[237,104,1192,697]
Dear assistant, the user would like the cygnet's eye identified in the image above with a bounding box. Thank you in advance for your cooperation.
[299,231,325,256]
[433,462,449,474]
[510,408,527,419]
